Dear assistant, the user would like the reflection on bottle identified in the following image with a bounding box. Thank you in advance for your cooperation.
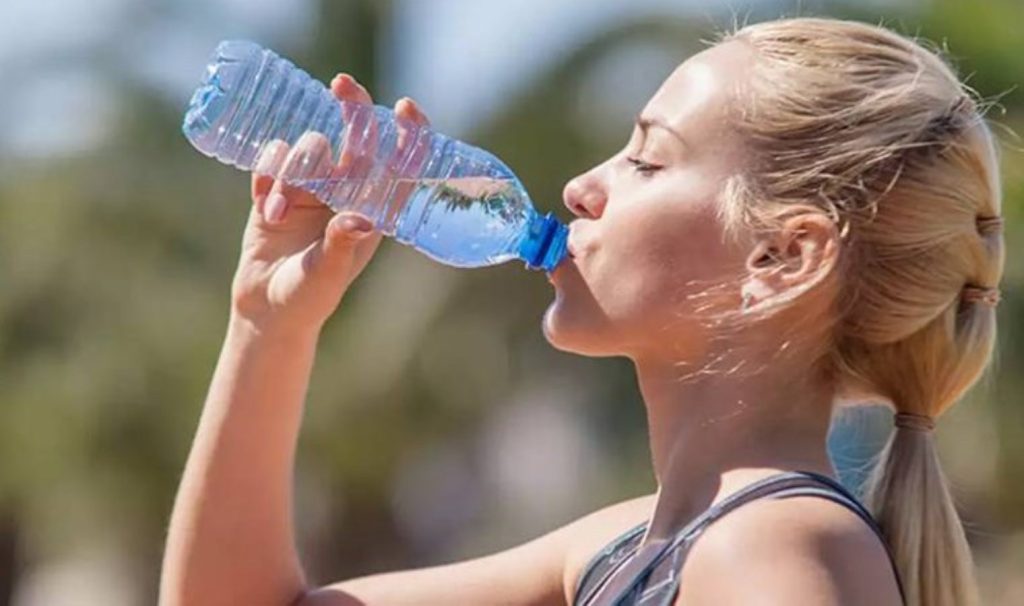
[183,40,568,271]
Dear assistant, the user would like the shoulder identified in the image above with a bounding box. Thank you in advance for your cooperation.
[675,495,902,606]
[561,493,657,603]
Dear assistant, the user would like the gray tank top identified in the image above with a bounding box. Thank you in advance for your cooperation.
[572,471,905,606]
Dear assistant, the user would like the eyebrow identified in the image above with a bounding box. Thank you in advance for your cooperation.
[635,114,687,147]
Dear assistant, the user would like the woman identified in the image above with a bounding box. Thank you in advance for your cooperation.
[160,17,1003,606]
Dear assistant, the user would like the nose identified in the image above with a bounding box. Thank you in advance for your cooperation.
[562,170,607,219]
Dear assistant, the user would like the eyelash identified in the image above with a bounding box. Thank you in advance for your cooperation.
[626,156,663,176]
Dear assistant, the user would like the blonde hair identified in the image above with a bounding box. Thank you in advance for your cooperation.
[725,18,1004,606]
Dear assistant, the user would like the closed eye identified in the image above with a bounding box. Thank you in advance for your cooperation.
[627,156,663,176]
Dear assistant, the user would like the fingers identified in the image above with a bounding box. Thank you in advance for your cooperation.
[251,140,290,213]
[279,131,334,188]
[264,188,290,224]
[324,212,375,253]
[331,73,372,105]
[302,211,381,281]
[393,97,431,177]
[254,73,432,230]
[259,133,334,225]
[262,180,331,226]
[255,139,290,177]
[394,97,430,127]
[331,74,377,177]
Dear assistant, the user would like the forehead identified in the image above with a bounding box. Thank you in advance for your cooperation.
[640,40,754,132]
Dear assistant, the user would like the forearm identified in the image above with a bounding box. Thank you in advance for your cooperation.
[160,315,320,606]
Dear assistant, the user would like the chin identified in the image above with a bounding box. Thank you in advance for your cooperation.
[541,298,623,357]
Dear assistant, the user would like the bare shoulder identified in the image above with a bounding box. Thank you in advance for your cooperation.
[676,495,902,606]
[561,492,657,603]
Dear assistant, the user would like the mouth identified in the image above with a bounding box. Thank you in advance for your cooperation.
[547,246,578,285]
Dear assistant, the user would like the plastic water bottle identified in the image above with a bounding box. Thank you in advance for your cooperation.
[182,40,567,272]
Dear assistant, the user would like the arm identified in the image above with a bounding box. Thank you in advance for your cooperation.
[162,316,578,606]
[162,313,577,606]
[297,493,657,606]
[159,74,408,606]
[162,302,613,606]
[159,317,319,606]
[159,74,589,606]
[676,496,903,605]
[162,308,574,606]
[300,529,571,606]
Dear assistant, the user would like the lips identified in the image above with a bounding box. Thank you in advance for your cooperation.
[548,244,576,284]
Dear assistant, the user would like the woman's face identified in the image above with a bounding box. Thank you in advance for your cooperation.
[544,40,756,361]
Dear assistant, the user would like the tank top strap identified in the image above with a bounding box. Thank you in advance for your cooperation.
[574,521,648,606]
[760,472,907,604]
[575,472,833,606]
[764,471,880,537]
[574,472,906,606]
[657,471,905,605]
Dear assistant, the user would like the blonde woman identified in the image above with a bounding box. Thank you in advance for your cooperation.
[161,17,1003,606]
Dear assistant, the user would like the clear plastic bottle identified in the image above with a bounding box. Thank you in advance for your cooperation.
[182,40,567,272]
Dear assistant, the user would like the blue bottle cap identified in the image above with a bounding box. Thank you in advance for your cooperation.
[519,212,568,272]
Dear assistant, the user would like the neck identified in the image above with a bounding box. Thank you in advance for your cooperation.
[631,351,836,540]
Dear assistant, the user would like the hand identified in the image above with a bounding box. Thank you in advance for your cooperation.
[230,73,431,338]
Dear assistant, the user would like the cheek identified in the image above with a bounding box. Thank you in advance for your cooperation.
[595,198,729,320]
[551,170,744,356]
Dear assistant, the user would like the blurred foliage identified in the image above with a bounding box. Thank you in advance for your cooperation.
[0,0,1021,604]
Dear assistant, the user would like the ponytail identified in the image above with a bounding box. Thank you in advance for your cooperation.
[726,18,1005,605]
[865,422,979,605]
[850,274,999,606]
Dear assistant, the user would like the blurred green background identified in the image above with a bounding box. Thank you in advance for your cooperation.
[0,0,1021,603]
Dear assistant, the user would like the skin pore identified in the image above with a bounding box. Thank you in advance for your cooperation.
[547,38,840,553]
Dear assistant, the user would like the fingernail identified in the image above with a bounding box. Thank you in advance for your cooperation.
[265,192,288,223]
[339,214,373,234]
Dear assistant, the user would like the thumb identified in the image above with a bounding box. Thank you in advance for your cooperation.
[324,212,374,250]
[313,212,377,272]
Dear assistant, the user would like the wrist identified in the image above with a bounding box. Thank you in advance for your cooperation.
[226,313,322,350]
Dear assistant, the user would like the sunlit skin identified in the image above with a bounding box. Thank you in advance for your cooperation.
[548,40,840,529]
[542,40,899,604]
[545,55,747,360]
[161,39,902,606]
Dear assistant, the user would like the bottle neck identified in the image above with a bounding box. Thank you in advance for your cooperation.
[518,211,568,271]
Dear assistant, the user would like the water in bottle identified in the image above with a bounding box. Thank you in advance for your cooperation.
[182,40,567,271]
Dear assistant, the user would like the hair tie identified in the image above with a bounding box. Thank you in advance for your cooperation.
[976,216,1003,236]
[894,412,936,432]
[962,285,1001,307]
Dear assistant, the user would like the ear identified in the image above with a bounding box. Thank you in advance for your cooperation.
[741,213,839,310]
